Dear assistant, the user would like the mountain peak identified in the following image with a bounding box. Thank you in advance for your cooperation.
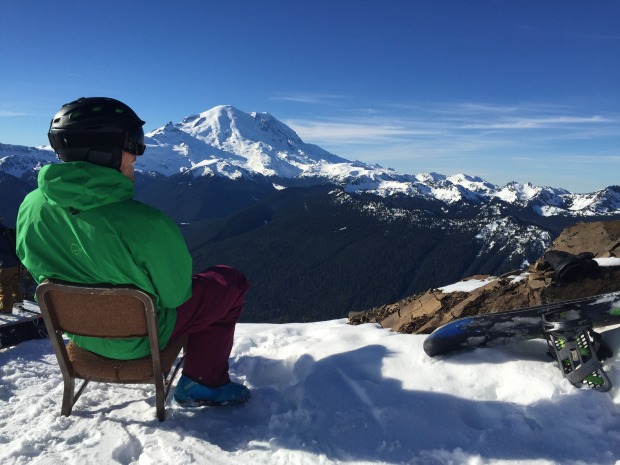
[141,105,348,179]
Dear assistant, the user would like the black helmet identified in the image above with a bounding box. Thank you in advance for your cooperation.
[48,97,146,170]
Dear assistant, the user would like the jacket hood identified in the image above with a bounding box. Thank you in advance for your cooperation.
[38,162,135,211]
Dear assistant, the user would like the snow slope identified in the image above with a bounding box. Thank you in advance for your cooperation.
[2,313,620,465]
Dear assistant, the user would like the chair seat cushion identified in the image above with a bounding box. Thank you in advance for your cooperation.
[66,337,186,383]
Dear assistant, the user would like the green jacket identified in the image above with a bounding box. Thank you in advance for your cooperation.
[16,162,192,359]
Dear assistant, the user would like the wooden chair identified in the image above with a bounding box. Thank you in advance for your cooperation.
[36,279,186,421]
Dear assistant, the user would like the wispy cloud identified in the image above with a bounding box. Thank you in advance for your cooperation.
[280,101,620,187]
[286,102,618,148]
[460,115,614,130]
[279,100,620,191]
[285,118,443,145]
[271,92,350,105]
[0,110,28,117]
[429,102,523,115]
[393,101,573,117]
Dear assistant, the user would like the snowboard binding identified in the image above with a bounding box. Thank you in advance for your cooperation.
[541,309,612,392]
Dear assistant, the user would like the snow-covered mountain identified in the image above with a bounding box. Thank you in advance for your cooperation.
[2,105,618,217]
[141,105,350,180]
[0,143,57,179]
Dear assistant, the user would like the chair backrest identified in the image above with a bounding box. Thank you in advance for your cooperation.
[37,279,156,340]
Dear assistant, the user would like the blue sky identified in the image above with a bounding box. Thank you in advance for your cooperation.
[1,0,618,193]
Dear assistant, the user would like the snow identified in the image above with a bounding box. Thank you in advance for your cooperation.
[495,182,542,203]
[570,196,599,212]
[2,310,620,465]
[439,277,497,293]
[597,257,620,267]
[0,144,57,178]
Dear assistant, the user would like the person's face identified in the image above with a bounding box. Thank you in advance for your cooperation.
[120,151,137,182]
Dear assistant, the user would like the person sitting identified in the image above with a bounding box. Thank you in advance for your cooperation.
[16,97,250,406]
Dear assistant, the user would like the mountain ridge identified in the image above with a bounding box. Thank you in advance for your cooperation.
[1,106,619,219]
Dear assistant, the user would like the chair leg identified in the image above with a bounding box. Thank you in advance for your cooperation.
[61,378,90,417]
[61,377,76,417]
[155,378,165,422]
[157,354,185,421]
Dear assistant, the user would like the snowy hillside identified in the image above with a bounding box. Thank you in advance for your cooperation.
[1,106,619,217]
[0,143,57,178]
[2,314,620,465]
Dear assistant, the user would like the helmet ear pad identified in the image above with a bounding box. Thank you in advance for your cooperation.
[56,146,122,170]
[49,129,125,169]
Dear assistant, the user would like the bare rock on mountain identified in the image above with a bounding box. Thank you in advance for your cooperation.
[349,220,620,334]
[544,220,620,258]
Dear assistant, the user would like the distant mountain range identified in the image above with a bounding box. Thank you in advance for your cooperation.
[2,105,619,217]
[2,105,619,322]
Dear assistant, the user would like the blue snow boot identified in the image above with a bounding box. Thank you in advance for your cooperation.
[174,374,251,407]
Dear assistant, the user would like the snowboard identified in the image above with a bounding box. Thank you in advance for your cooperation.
[0,303,48,349]
[423,291,620,357]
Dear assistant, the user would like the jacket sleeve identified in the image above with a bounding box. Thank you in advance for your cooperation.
[136,212,193,309]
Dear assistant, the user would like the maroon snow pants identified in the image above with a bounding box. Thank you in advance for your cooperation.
[168,265,250,387]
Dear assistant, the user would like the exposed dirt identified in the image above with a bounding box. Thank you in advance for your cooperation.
[349,220,620,334]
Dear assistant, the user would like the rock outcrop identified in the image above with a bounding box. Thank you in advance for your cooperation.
[349,220,620,334]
